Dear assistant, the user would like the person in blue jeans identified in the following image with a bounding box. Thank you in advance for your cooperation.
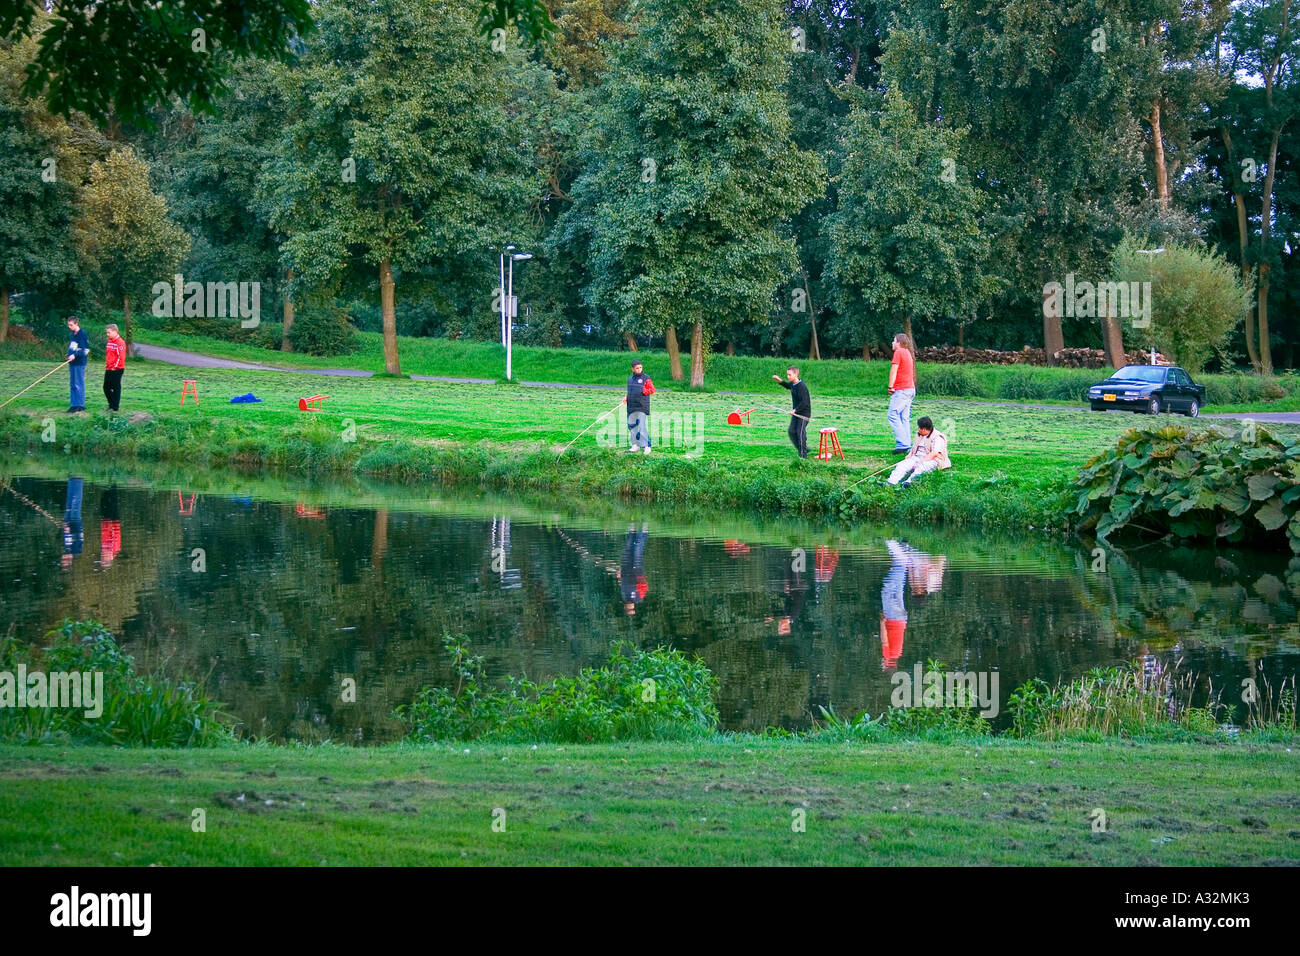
[886,332,916,453]
[65,315,90,412]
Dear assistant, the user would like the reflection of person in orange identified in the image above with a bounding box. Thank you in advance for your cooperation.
[777,558,808,636]
[880,539,947,670]
[99,486,121,568]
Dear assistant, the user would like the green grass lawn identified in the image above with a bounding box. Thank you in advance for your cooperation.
[45,321,1290,409]
[2,356,1286,531]
[1,737,1294,865]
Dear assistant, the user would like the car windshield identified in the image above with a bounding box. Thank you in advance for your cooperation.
[1113,366,1166,383]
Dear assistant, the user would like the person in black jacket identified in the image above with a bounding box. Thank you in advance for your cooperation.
[65,315,91,412]
[626,360,654,454]
[772,366,811,458]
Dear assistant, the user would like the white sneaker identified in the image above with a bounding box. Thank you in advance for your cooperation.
[628,445,641,453]
[643,446,652,455]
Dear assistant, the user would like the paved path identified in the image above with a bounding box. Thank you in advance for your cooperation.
[129,344,1300,422]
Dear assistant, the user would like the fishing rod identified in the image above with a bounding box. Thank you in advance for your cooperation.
[0,481,61,525]
[846,461,896,489]
[761,403,811,422]
[558,397,626,456]
[0,357,72,411]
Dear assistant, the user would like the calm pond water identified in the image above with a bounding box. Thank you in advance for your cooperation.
[2,460,1297,741]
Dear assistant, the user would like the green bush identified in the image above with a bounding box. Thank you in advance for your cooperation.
[1202,373,1288,406]
[995,368,1041,400]
[1073,422,1300,551]
[918,365,977,397]
[394,636,719,743]
[0,619,231,746]
[1112,236,1251,375]
[288,305,359,357]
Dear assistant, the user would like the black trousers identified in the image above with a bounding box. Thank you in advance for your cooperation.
[103,368,123,411]
[788,416,808,457]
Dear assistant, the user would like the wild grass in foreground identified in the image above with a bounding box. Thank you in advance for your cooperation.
[0,619,231,747]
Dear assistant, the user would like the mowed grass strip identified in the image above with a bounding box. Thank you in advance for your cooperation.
[0,739,1296,866]
[3,358,1286,530]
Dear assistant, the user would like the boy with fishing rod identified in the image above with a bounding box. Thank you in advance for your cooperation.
[772,366,811,458]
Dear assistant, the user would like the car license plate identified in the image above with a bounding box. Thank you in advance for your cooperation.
[1103,393,1116,402]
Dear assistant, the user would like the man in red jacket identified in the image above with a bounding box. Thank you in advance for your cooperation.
[103,324,126,412]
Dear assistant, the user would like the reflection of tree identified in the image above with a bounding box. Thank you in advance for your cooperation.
[1071,544,1299,661]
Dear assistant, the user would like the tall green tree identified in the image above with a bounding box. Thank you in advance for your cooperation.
[879,1,1196,358]
[0,0,313,125]
[0,32,99,341]
[553,0,824,386]
[824,87,994,350]
[75,148,189,349]
[260,0,535,375]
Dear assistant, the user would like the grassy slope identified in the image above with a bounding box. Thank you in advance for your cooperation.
[1,738,1295,865]
[122,326,1299,409]
[0,357,1209,530]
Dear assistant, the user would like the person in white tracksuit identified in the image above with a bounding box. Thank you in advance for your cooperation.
[887,417,951,486]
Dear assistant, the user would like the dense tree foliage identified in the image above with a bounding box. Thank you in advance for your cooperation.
[4,0,1300,377]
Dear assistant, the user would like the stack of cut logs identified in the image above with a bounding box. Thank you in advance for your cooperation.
[863,344,1154,367]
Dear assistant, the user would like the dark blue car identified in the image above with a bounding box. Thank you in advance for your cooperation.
[1088,365,1207,417]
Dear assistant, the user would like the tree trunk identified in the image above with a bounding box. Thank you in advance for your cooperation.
[902,316,913,343]
[665,326,683,380]
[726,341,735,356]
[1042,288,1064,365]
[380,258,400,375]
[1237,191,1260,373]
[1222,127,1259,373]
[1258,128,1281,376]
[0,287,8,343]
[689,321,705,387]
[1101,312,1126,369]
[803,272,820,360]
[1150,98,1170,209]
[123,294,133,356]
[624,332,638,351]
[371,509,389,575]
[281,268,295,351]
[862,343,871,360]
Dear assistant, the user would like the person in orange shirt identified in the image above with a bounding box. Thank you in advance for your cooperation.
[103,323,126,412]
[886,332,916,453]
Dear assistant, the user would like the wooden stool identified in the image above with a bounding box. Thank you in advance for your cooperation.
[180,380,199,406]
[817,427,844,460]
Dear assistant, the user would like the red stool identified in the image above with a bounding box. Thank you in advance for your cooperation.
[298,394,329,411]
[180,380,199,406]
[726,408,753,425]
[817,427,844,460]
[177,492,196,516]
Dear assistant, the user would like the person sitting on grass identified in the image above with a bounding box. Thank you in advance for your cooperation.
[886,417,950,487]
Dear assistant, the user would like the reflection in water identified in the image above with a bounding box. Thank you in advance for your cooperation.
[879,540,947,671]
[1,472,1296,742]
[61,477,83,570]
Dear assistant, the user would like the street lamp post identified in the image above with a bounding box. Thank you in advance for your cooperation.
[505,247,532,382]
[1136,248,1165,364]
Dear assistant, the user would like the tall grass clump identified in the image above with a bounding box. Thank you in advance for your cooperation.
[1239,664,1297,739]
[1007,661,1223,740]
[0,619,231,746]
[394,636,719,743]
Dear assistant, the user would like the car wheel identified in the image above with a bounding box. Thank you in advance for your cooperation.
[1146,397,1161,415]
[1090,402,1104,411]
[1185,399,1199,418]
